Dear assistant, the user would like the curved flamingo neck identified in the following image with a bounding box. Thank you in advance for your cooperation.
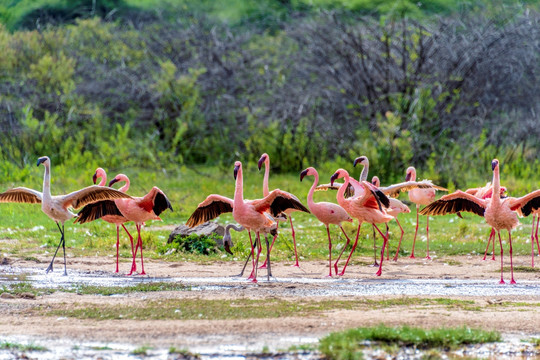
[42,162,51,198]
[234,167,244,207]
[307,171,319,209]
[262,159,270,197]
[409,169,417,181]
[336,172,350,205]
[96,169,107,186]
[116,175,130,192]
[359,161,369,182]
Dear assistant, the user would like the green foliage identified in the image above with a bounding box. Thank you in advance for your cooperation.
[0,342,48,352]
[159,233,222,255]
[319,325,501,360]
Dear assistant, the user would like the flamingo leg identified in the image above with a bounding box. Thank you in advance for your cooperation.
[410,205,420,258]
[326,225,332,277]
[237,251,252,277]
[531,214,536,268]
[373,224,389,276]
[115,225,120,273]
[259,220,279,269]
[120,224,134,273]
[508,231,516,284]
[370,225,379,267]
[247,231,256,280]
[425,215,431,259]
[334,225,352,273]
[497,231,505,284]
[129,226,138,275]
[338,223,362,276]
[392,218,404,262]
[385,224,390,261]
[265,234,272,280]
[483,228,495,261]
[251,232,262,283]
[289,217,300,267]
[535,215,540,257]
[137,224,146,275]
[46,222,66,275]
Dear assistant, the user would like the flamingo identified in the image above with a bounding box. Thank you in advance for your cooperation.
[0,156,133,275]
[185,161,309,282]
[406,166,441,259]
[74,168,134,273]
[258,153,305,268]
[371,176,411,261]
[330,168,393,276]
[530,211,540,266]
[300,167,353,277]
[420,159,540,284]
[108,174,173,275]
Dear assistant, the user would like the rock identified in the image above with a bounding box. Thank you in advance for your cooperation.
[0,292,15,299]
[19,292,36,299]
[1,257,10,265]
[168,222,225,246]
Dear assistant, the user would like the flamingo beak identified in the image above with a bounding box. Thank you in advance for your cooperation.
[223,240,233,255]
[330,172,339,186]
[234,165,240,180]
[300,169,309,182]
[36,157,47,166]
[405,172,412,182]
[257,155,266,171]
[109,178,120,187]
[353,157,363,167]
[92,173,98,185]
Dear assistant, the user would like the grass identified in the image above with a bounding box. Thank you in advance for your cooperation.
[41,297,482,321]
[73,282,190,295]
[319,325,501,360]
[131,345,152,355]
[0,341,48,352]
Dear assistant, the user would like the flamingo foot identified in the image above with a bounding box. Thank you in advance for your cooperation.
[337,271,345,277]
[375,269,382,276]
[424,256,432,260]
[510,278,516,285]
[369,261,379,267]
[482,255,487,261]
[139,271,146,275]
[409,254,416,259]
[491,255,496,261]
[392,256,398,262]
[499,279,505,284]
[258,264,268,269]
[250,278,258,283]
[291,262,300,268]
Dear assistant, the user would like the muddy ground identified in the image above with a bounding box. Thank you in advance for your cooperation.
[1,254,540,358]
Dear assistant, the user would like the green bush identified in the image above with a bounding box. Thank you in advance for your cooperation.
[158,233,222,255]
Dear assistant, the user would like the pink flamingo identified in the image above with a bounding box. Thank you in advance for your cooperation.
[186,161,309,282]
[258,153,305,268]
[420,159,540,284]
[529,211,540,266]
[406,166,440,259]
[371,176,411,261]
[75,168,134,273]
[330,168,393,276]
[109,174,173,275]
[300,167,353,277]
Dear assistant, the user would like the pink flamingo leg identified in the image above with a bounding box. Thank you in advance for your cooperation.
[425,215,431,260]
[508,231,516,284]
[338,223,362,276]
[289,217,300,267]
[259,220,279,269]
[497,231,505,284]
[410,205,420,258]
[128,225,141,276]
[334,226,352,273]
[483,228,495,261]
[370,226,379,266]
[392,218,404,262]
[326,226,333,277]
[251,232,262,283]
[531,214,536,267]
[385,224,390,261]
[373,224,388,276]
[491,230,495,260]
[535,215,540,257]
[247,231,256,280]
[137,224,146,275]
[114,225,120,273]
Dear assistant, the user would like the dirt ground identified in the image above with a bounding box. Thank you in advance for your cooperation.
[1,255,540,352]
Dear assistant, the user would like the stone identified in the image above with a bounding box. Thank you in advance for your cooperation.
[19,292,36,299]
[0,292,15,299]
[167,222,225,246]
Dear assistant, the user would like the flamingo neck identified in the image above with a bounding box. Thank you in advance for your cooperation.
[98,174,107,187]
[492,167,501,204]
[336,173,350,205]
[307,171,319,209]
[119,176,130,192]
[359,162,369,182]
[234,168,244,207]
[42,162,51,199]
[262,161,270,197]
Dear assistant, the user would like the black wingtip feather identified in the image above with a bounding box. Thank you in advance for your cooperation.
[75,200,123,224]
[153,192,173,216]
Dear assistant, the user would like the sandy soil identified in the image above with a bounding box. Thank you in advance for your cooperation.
[1,255,540,352]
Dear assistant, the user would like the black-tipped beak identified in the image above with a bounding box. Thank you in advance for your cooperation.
[491,160,498,171]
[405,172,412,182]
[353,157,363,167]
[456,212,463,219]
[234,165,239,180]
[258,155,266,171]
[300,169,308,182]
[109,178,120,187]
[224,240,233,255]
[92,173,98,185]
[330,172,339,186]
[36,157,46,166]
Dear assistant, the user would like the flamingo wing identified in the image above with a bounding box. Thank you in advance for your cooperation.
[506,189,540,216]
[144,187,173,216]
[186,194,234,227]
[252,189,310,217]
[379,180,448,197]
[75,200,124,224]
[0,187,42,204]
[315,182,356,198]
[357,181,390,210]
[62,186,133,209]
[419,190,487,217]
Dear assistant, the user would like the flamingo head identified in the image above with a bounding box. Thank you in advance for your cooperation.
[330,169,348,186]
[371,176,380,187]
[258,153,268,171]
[234,161,242,180]
[300,167,316,182]
[36,156,49,167]
[353,156,368,168]
[500,186,507,196]
[93,167,106,185]
[405,166,416,182]
[491,159,499,171]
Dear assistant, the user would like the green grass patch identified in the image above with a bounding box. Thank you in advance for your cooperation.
[0,281,53,297]
[158,233,224,255]
[0,341,48,352]
[73,282,190,296]
[319,325,501,359]
[131,345,152,356]
[502,266,540,273]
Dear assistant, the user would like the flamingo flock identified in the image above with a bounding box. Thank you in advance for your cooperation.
[1,154,540,285]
